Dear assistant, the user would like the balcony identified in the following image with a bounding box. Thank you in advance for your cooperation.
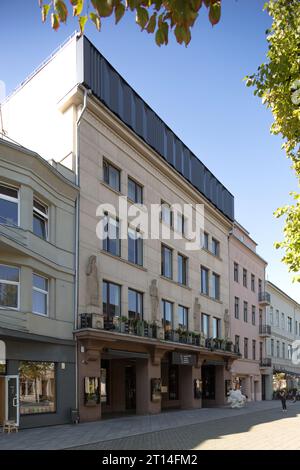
[260,358,272,368]
[258,291,271,306]
[259,324,272,337]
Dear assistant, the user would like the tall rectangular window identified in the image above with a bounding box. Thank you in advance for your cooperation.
[128,227,143,266]
[161,202,172,227]
[0,183,18,226]
[162,300,173,330]
[212,317,221,339]
[234,297,239,319]
[295,321,298,336]
[33,199,48,240]
[103,215,121,257]
[288,344,292,360]
[201,266,209,296]
[234,262,239,282]
[258,278,262,293]
[211,273,220,300]
[251,274,255,292]
[260,342,263,361]
[161,245,173,279]
[282,342,285,359]
[243,301,248,323]
[128,177,143,204]
[235,335,240,353]
[32,273,48,316]
[203,232,209,250]
[201,313,210,337]
[175,212,185,236]
[252,340,256,360]
[276,309,279,327]
[271,339,274,356]
[211,238,220,257]
[178,305,188,330]
[269,306,274,325]
[252,305,256,325]
[243,269,247,288]
[178,254,188,285]
[287,316,292,333]
[244,338,248,359]
[103,281,121,320]
[128,289,143,320]
[281,312,285,330]
[19,362,55,415]
[0,264,19,310]
[103,159,120,191]
[276,340,280,358]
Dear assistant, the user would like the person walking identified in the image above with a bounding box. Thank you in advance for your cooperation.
[279,389,287,412]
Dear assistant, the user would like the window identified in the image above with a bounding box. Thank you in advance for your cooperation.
[175,212,185,236]
[258,278,262,293]
[295,321,298,336]
[0,184,18,226]
[212,317,221,339]
[211,273,220,300]
[259,308,263,326]
[178,254,188,285]
[252,305,256,325]
[102,281,121,320]
[0,264,19,310]
[243,301,248,323]
[32,274,48,316]
[243,269,247,288]
[282,342,285,359]
[33,199,48,240]
[201,266,209,296]
[161,201,172,227]
[128,178,143,204]
[244,338,248,359]
[288,316,292,333]
[211,238,220,257]
[161,245,173,279]
[288,344,292,360]
[260,342,263,361]
[19,362,55,415]
[128,289,143,320]
[203,232,209,250]
[178,305,188,330]
[235,335,240,353]
[276,340,280,358]
[251,274,255,292]
[234,262,239,282]
[269,307,274,325]
[276,309,279,327]
[234,297,239,319]
[201,313,210,337]
[281,312,285,330]
[103,159,120,191]
[128,227,143,266]
[162,300,173,330]
[271,339,274,356]
[103,215,120,257]
[252,340,256,361]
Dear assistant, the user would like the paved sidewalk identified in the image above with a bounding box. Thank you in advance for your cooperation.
[0,401,287,450]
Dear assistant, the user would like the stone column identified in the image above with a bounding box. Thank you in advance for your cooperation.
[19,185,33,231]
[179,355,203,410]
[136,356,162,415]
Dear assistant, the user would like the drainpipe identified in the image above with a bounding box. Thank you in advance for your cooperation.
[74,87,91,411]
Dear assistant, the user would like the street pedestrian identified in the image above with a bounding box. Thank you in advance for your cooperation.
[279,389,287,412]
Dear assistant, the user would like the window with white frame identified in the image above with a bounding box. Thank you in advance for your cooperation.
[32,274,48,316]
[0,264,19,309]
[161,201,172,227]
[33,199,48,240]
[0,184,19,226]
[288,344,292,360]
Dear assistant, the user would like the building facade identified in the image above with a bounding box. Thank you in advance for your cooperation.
[265,281,300,397]
[2,34,240,422]
[0,139,78,427]
[228,223,271,401]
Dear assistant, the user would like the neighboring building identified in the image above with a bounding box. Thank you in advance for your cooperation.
[1,34,239,421]
[265,281,300,397]
[0,138,78,427]
[229,222,271,401]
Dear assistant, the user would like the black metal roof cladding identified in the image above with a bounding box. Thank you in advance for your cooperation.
[78,35,234,221]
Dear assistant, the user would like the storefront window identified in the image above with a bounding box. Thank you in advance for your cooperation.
[19,362,56,415]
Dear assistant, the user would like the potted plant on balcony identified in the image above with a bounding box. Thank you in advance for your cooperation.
[225,340,233,352]
[136,319,145,337]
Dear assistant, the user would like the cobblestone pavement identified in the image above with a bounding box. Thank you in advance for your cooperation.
[0,401,298,450]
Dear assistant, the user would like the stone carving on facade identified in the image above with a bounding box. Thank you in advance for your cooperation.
[86,255,100,308]
[193,297,201,332]
[224,308,230,339]
[150,279,160,324]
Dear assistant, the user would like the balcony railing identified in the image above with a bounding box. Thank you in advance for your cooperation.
[79,314,238,354]
[259,324,271,336]
[260,358,272,368]
[258,291,271,305]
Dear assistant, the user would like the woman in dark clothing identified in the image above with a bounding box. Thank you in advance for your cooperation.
[279,389,287,412]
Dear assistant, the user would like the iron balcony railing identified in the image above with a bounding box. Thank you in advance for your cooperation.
[259,324,272,335]
[260,358,272,368]
[258,291,271,304]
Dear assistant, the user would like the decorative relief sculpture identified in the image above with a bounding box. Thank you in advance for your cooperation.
[150,279,159,323]
[193,297,201,332]
[224,308,231,339]
[86,255,100,307]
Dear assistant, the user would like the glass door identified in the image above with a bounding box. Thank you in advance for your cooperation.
[5,375,19,425]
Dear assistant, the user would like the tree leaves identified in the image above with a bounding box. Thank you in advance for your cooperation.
[39,0,222,46]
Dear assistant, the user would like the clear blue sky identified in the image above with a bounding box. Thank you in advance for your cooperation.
[1,0,299,302]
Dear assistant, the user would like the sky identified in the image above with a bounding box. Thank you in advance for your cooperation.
[0,0,299,303]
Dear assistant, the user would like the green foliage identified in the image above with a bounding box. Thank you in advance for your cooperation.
[246,0,300,281]
[38,0,222,46]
